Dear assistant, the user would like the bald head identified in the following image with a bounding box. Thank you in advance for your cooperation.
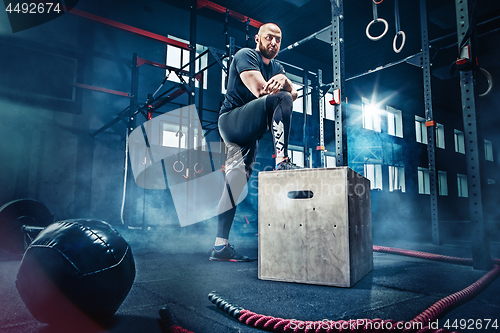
[258,23,281,37]
[255,23,282,60]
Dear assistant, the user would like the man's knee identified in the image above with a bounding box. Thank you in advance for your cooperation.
[277,90,293,105]
[274,91,293,116]
[267,91,294,119]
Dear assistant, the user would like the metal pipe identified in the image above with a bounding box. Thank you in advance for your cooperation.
[279,25,332,55]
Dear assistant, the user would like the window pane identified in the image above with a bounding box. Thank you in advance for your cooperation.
[485,140,493,161]
[221,59,228,94]
[418,167,430,194]
[415,121,422,143]
[326,155,336,168]
[362,97,382,133]
[389,165,405,192]
[386,105,403,138]
[292,83,303,113]
[457,174,468,197]
[415,116,428,145]
[166,36,208,89]
[162,123,187,149]
[387,112,395,136]
[365,163,382,190]
[454,129,465,154]
[292,150,304,167]
[438,171,448,196]
[375,164,382,189]
[436,123,445,149]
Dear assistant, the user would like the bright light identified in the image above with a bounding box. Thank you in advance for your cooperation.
[362,102,382,132]
[365,103,380,115]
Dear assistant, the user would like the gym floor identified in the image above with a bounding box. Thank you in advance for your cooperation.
[1,228,500,333]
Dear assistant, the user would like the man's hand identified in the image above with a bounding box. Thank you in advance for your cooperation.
[267,74,298,101]
[263,74,287,95]
[240,71,298,101]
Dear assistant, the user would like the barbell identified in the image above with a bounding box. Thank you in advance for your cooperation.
[0,198,54,256]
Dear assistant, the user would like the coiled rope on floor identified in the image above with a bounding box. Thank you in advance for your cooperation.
[206,246,500,333]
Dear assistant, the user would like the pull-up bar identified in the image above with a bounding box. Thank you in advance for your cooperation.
[280,25,333,55]
[197,0,263,29]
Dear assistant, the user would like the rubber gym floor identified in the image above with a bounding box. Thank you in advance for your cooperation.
[1,226,499,333]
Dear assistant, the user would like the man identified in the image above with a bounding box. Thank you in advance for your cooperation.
[210,23,301,262]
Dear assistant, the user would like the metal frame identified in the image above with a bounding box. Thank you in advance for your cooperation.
[302,71,310,167]
[318,69,325,167]
[67,7,190,50]
[419,0,440,245]
[197,0,263,28]
[331,0,347,167]
[454,0,492,270]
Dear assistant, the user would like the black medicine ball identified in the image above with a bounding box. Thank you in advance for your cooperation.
[16,219,135,324]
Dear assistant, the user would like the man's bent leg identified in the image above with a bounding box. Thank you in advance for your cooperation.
[265,92,302,170]
[266,91,294,162]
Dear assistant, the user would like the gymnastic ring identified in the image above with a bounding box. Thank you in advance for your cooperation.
[393,31,406,53]
[194,163,203,174]
[373,0,384,3]
[478,68,493,97]
[366,18,389,41]
[173,160,184,173]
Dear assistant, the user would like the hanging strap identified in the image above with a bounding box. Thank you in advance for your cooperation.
[173,107,185,173]
[393,0,406,53]
[366,1,388,41]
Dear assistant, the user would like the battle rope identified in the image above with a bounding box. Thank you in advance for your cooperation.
[207,246,500,333]
[159,305,195,333]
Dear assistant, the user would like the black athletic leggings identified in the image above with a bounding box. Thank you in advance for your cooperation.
[216,91,293,239]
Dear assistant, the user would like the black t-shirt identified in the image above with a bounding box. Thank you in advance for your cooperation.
[220,48,285,115]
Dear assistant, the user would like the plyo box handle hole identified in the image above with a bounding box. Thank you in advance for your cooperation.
[287,190,314,199]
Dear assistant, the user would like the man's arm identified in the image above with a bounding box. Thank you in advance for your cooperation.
[240,70,269,98]
[240,71,298,101]
[265,73,298,101]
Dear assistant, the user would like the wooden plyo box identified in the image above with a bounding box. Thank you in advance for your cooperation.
[258,167,373,287]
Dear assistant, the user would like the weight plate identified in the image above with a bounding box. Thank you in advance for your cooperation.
[0,199,53,256]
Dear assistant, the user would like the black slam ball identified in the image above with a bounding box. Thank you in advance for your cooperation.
[16,219,136,324]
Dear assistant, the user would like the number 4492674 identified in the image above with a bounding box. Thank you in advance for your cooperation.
[443,319,498,330]
[6,3,62,14]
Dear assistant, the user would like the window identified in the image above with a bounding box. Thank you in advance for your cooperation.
[288,149,305,167]
[438,171,448,196]
[454,129,465,154]
[166,37,208,89]
[325,91,335,120]
[388,166,405,192]
[193,127,208,151]
[326,155,336,168]
[364,164,382,190]
[386,106,403,138]
[418,167,430,194]
[162,123,187,148]
[361,99,403,136]
[415,116,427,144]
[221,58,228,94]
[161,122,207,150]
[436,123,445,149]
[292,83,312,115]
[362,98,382,132]
[457,174,468,197]
[485,140,494,161]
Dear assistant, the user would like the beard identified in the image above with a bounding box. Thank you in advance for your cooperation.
[258,41,279,60]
